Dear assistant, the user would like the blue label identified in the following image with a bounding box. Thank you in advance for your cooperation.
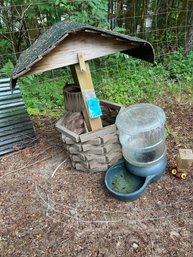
[86,97,102,118]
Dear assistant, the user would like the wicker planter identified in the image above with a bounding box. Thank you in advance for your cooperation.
[56,100,124,172]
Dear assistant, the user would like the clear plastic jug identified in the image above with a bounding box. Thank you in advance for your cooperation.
[116,103,166,167]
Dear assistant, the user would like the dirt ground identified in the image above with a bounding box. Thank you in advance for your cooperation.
[0,98,193,257]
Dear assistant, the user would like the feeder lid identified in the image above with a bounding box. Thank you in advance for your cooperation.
[116,103,166,134]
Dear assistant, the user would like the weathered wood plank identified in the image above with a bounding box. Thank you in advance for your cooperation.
[80,124,116,142]
[67,145,81,154]
[76,162,90,170]
[91,164,108,172]
[56,119,80,142]
[56,100,123,172]
[77,153,87,161]
[82,143,103,152]
[65,137,75,145]
[75,60,103,131]
[85,154,106,162]
[100,133,118,144]
[71,155,82,162]
[77,52,86,72]
[106,151,123,162]
[83,138,102,146]
[25,32,138,75]
[89,160,107,169]
[75,163,88,172]
[67,144,82,151]
[100,99,124,110]
[82,109,92,131]
[104,143,121,154]
[84,146,105,155]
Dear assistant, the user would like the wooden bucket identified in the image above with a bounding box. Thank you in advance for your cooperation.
[63,84,84,112]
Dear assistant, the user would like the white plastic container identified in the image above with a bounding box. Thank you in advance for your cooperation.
[116,103,166,167]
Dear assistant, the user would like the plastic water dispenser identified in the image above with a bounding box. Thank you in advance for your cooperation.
[116,103,167,177]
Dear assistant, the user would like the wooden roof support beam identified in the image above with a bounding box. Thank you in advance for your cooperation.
[75,53,103,132]
[77,52,86,72]
[70,65,79,84]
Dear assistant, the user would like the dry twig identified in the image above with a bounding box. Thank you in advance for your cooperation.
[0,151,63,179]
[51,158,68,178]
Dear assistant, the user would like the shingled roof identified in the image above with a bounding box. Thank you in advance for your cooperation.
[11,20,154,89]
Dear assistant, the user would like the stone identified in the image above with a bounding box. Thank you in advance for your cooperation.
[132,243,139,249]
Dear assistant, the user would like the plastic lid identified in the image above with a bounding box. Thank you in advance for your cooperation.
[116,103,166,135]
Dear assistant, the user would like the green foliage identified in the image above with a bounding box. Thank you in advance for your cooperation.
[0,27,11,53]
[38,0,109,27]
[18,49,192,118]
[0,38,11,50]
[0,60,14,77]
[0,1,192,119]
[66,0,108,27]
[164,50,193,82]
[0,0,109,68]
[92,50,193,106]
[112,27,126,33]
[19,75,66,116]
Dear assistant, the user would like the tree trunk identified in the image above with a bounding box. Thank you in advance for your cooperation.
[116,0,124,28]
[140,0,149,34]
[0,3,17,61]
[108,0,115,29]
[124,0,136,34]
[184,1,193,53]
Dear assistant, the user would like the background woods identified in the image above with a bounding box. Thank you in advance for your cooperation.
[0,0,193,66]
[0,1,192,116]
[0,3,193,257]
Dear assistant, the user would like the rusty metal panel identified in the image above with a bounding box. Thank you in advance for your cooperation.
[0,78,36,155]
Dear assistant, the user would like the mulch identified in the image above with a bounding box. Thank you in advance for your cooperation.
[0,98,193,257]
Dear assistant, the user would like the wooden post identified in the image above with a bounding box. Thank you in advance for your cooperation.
[70,64,91,131]
[75,53,103,131]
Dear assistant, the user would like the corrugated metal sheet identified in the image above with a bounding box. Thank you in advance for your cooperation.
[0,78,36,155]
